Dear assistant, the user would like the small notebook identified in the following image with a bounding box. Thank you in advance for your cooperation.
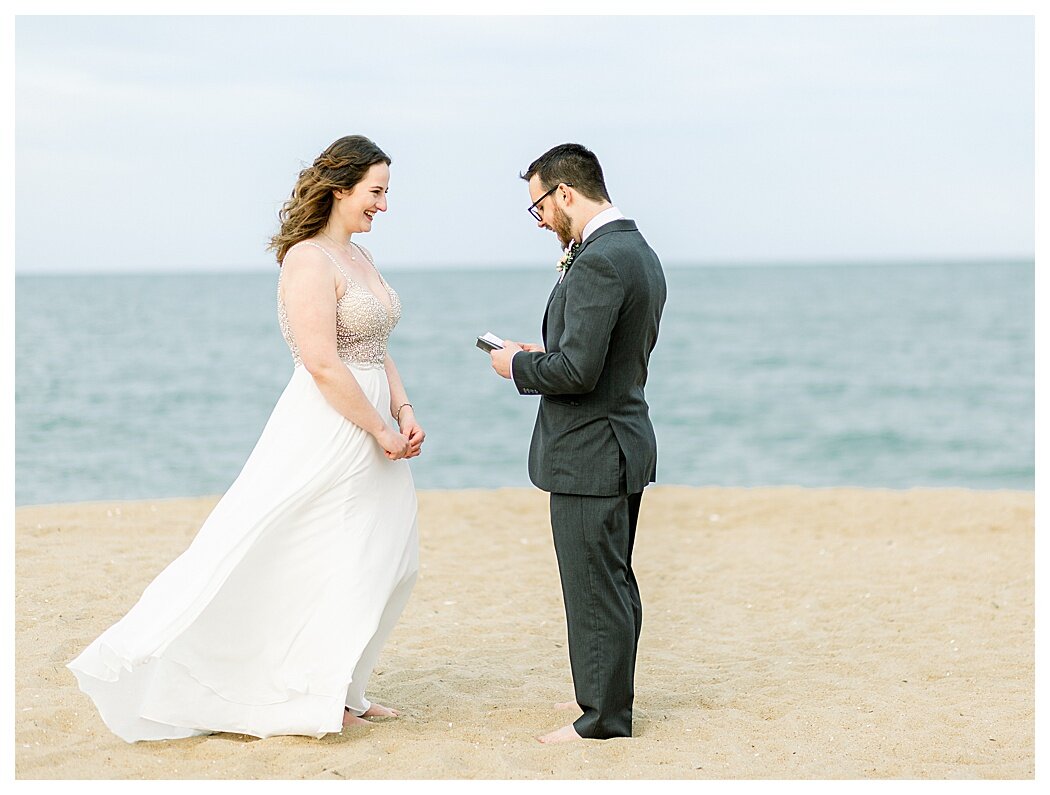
[476,332,504,352]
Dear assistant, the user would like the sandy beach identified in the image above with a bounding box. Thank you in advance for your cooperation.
[14,486,1033,779]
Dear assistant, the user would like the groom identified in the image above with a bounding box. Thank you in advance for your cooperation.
[490,143,666,742]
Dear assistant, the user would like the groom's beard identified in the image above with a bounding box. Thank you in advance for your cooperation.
[551,205,575,249]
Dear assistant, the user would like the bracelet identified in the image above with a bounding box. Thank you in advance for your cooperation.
[395,402,413,423]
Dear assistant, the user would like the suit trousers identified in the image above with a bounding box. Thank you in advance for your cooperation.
[549,472,643,739]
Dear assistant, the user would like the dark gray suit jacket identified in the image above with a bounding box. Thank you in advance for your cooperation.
[512,219,666,497]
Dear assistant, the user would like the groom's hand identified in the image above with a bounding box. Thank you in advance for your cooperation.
[490,339,524,379]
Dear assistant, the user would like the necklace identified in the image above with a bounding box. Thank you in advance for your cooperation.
[320,231,357,260]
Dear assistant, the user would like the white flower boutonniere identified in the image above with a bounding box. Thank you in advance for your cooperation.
[556,240,580,283]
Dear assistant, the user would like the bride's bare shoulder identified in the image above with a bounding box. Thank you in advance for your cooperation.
[280,242,341,298]
[282,241,335,274]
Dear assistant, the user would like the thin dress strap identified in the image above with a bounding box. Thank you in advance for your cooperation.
[296,240,355,288]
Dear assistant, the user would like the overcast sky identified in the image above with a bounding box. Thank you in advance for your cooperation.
[14,13,1034,272]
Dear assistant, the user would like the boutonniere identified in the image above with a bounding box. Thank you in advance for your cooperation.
[556,240,579,283]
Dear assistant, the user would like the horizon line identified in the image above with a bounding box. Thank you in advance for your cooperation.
[14,255,1036,277]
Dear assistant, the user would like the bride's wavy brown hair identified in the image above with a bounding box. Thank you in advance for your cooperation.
[268,135,391,265]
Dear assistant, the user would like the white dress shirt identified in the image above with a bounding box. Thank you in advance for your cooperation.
[581,205,625,243]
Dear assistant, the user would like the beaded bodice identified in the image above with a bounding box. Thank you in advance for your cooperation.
[277,241,401,369]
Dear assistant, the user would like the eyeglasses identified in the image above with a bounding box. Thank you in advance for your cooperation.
[527,182,573,221]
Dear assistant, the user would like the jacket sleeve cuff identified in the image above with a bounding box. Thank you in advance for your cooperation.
[511,351,541,396]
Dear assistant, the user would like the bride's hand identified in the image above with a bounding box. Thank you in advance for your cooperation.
[399,415,426,459]
[375,426,411,460]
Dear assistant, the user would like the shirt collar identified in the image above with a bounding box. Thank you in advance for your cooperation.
[581,206,625,244]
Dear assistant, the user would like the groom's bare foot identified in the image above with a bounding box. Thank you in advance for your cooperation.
[361,703,399,718]
[553,700,580,712]
[537,724,583,744]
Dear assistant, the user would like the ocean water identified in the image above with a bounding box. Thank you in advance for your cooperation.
[15,261,1033,506]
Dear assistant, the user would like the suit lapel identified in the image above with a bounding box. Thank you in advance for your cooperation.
[541,282,558,344]
[539,220,637,345]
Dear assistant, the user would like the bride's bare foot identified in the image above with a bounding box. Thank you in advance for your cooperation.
[553,700,580,711]
[342,703,398,729]
[360,703,399,718]
[537,724,583,744]
[342,708,370,728]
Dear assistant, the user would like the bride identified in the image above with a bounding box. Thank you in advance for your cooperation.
[67,135,424,742]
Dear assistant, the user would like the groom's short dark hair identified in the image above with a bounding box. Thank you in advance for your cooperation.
[521,143,612,203]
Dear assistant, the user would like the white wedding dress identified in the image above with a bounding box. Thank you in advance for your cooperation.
[68,242,419,742]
